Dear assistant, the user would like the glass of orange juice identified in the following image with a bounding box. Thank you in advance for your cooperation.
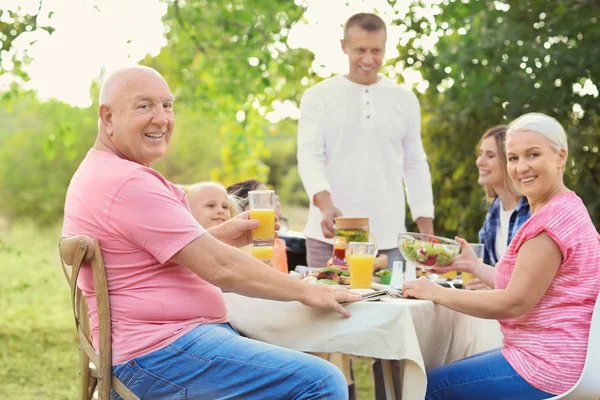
[251,245,273,263]
[348,242,377,289]
[248,190,276,249]
[441,270,457,280]
[462,243,484,289]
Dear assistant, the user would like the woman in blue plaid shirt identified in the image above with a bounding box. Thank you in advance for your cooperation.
[476,126,531,272]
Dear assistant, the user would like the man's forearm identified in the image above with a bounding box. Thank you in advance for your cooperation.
[211,244,311,302]
[416,217,434,235]
[313,191,334,212]
[174,234,311,302]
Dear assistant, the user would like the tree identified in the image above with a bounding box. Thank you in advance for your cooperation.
[392,0,600,239]
[0,2,55,80]
[0,90,97,225]
[145,0,314,186]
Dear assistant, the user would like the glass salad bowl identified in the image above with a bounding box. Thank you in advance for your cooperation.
[398,232,461,270]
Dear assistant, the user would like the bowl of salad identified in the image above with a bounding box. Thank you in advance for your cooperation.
[397,233,461,269]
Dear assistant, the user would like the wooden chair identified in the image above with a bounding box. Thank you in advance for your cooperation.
[59,235,139,400]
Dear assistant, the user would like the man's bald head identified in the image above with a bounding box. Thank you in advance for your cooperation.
[95,65,175,166]
[99,66,168,106]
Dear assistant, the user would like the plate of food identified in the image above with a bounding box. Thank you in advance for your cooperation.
[293,253,391,286]
[299,267,351,285]
[398,232,461,270]
[326,253,389,272]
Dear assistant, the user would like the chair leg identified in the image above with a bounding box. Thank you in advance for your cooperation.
[381,359,397,400]
[329,354,354,385]
[88,374,98,400]
[308,352,330,361]
[80,347,92,400]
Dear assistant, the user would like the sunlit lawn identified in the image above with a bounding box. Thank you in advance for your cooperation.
[0,221,78,399]
[0,211,374,399]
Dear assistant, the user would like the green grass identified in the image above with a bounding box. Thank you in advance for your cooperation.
[353,358,375,399]
[0,219,373,399]
[0,221,78,399]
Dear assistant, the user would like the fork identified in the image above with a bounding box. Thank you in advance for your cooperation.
[385,287,404,299]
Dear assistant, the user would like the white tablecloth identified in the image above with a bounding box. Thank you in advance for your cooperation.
[224,293,503,399]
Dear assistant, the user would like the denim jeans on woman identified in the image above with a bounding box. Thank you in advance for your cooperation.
[426,348,554,400]
[111,323,348,400]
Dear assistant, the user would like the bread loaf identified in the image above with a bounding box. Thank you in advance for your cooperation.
[374,253,388,270]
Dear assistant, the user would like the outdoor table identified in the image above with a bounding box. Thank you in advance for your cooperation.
[224,293,502,400]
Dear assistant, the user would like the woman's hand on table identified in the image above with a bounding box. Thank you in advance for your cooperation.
[300,284,362,318]
[402,276,443,302]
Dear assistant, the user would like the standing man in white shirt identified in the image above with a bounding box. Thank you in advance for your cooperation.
[297,12,435,271]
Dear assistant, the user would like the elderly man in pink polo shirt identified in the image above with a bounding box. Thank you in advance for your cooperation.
[62,65,360,399]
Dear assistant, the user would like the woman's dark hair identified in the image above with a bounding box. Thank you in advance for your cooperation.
[226,179,263,210]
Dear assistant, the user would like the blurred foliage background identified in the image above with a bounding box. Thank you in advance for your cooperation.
[1,1,598,398]
[1,0,598,239]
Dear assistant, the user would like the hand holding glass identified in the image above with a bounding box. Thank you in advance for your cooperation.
[462,243,484,288]
[348,242,377,289]
[248,190,276,259]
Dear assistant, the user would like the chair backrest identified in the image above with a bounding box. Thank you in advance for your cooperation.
[551,291,600,400]
[59,235,139,400]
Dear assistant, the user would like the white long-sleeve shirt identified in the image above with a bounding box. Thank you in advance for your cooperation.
[297,75,434,250]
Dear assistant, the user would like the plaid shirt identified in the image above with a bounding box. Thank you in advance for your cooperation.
[478,196,531,265]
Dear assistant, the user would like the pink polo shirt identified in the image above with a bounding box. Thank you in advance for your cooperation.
[495,191,600,395]
[62,149,228,366]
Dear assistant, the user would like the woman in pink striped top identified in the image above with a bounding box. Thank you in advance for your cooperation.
[403,112,600,399]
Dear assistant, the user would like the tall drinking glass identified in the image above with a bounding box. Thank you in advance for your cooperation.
[248,190,276,251]
[462,243,484,289]
[348,242,377,289]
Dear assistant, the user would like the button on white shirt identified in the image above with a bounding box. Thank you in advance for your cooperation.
[297,75,434,249]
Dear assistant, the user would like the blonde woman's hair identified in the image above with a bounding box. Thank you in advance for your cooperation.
[479,125,522,204]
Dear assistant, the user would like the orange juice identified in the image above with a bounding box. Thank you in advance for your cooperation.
[462,272,474,286]
[250,209,275,242]
[349,254,374,289]
[441,271,457,280]
[251,246,273,260]
[462,257,482,288]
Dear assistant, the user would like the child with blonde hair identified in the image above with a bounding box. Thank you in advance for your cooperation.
[184,182,240,229]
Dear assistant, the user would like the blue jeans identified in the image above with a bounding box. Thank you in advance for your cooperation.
[426,348,554,399]
[111,323,348,400]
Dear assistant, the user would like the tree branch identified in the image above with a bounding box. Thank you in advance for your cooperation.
[173,0,207,54]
